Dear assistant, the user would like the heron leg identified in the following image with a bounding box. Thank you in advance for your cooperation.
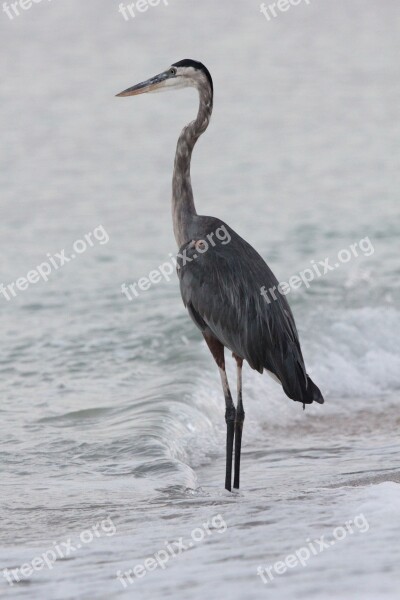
[220,367,236,492]
[203,331,235,492]
[233,354,245,489]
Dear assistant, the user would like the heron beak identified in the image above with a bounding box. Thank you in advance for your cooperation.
[116,71,169,97]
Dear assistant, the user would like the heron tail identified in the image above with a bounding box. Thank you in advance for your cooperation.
[304,375,324,405]
[280,364,325,406]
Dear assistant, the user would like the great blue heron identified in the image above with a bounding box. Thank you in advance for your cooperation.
[116,59,324,492]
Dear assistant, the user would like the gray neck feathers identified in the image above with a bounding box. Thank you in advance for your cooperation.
[172,81,213,247]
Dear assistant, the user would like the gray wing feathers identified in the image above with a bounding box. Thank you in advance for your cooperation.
[177,225,316,403]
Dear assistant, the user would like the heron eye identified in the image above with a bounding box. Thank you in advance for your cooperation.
[170,68,176,75]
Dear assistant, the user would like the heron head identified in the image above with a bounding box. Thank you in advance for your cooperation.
[116,59,213,97]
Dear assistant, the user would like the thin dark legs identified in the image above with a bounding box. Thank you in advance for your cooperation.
[203,331,245,491]
[233,355,244,489]
[219,367,235,491]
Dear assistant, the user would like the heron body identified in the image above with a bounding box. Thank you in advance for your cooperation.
[117,59,324,491]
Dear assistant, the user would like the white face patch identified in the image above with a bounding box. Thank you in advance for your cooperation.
[148,77,189,94]
[177,66,209,88]
[149,66,208,94]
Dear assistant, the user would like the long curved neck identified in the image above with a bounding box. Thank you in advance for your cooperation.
[172,82,213,247]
